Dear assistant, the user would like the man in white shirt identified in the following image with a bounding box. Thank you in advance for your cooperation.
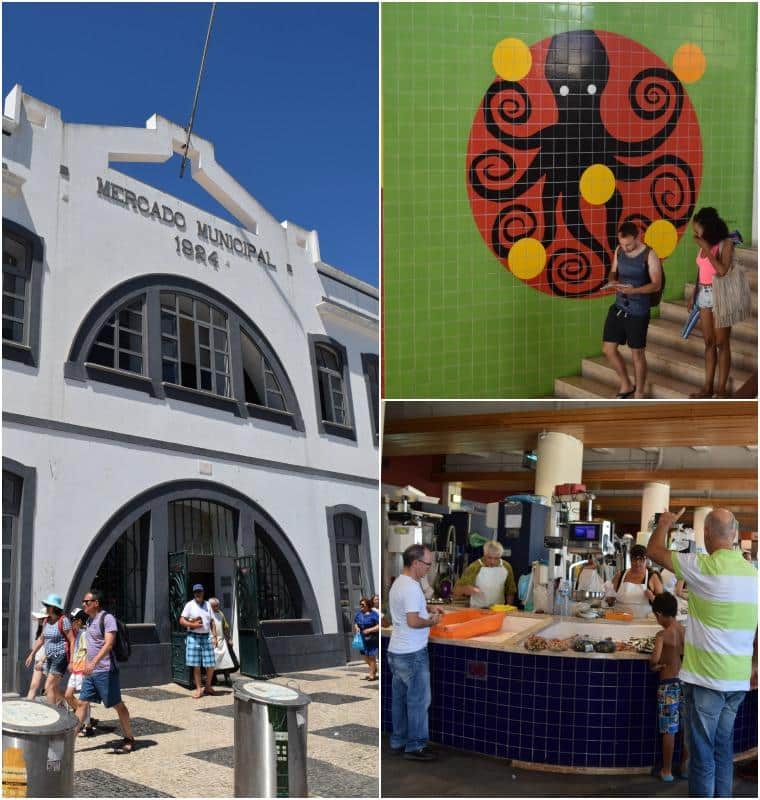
[387,544,442,761]
[180,583,219,698]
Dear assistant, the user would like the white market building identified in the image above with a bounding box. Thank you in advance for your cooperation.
[2,86,379,692]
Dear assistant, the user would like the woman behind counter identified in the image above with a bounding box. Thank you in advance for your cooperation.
[612,544,664,618]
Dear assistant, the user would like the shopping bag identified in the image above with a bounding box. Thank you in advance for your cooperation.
[351,631,364,650]
[713,250,752,329]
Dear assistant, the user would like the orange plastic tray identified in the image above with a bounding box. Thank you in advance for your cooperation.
[431,610,506,639]
[604,610,634,622]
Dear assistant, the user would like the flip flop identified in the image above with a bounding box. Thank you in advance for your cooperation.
[204,687,219,696]
[616,387,636,399]
[659,774,674,783]
[192,688,203,698]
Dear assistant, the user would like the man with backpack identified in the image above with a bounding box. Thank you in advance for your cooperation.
[602,221,663,399]
[76,589,136,753]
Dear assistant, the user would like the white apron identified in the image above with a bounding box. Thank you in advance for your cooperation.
[212,610,235,671]
[615,569,652,619]
[471,562,508,608]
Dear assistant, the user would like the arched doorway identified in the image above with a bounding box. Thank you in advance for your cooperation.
[65,480,322,687]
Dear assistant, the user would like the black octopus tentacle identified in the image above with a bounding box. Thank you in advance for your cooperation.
[482,79,545,150]
[546,248,603,297]
[490,204,539,259]
[561,195,611,283]
[612,154,696,227]
[540,179,557,248]
[604,187,625,256]
[469,149,537,202]
[613,68,684,157]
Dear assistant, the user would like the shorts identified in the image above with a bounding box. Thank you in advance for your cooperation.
[657,678,683,734]
[603,304,650,350]
[67,672,84,692]
[43,652,68,677]
[80,669,122,708]
[695,284,714,310]
[186,632,216,668]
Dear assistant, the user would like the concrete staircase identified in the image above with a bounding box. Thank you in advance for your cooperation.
[554,247,758,398]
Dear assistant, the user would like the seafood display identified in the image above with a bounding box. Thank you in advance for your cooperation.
[627,635,657,654]
[523,631,652,655]
[524,635,548,651]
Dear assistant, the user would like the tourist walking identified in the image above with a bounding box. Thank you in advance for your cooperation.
[179,583,218,698]
[648,508,758,797]
[24,594,74,707]
[26,610,47,700]
[354,597,380,680]
[208,597,236,685]
[76,589,135,752]
[688,207,737,398]
[65,609,94,735]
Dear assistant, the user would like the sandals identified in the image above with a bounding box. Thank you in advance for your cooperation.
[119,737,136,754]
[616,386,636,399]
[689,388,713,398]
[203,687,219,696]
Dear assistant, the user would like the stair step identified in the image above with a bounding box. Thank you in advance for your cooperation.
[618,341,750,393]
[647,318,757,372]
[554,374,620,399]
[658,300,757,343]
[581,356,712,399]
[685,282,758,314]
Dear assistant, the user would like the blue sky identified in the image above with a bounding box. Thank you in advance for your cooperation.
[2,2,379,286]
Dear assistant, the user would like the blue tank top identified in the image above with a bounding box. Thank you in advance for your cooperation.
[615,245,652,317]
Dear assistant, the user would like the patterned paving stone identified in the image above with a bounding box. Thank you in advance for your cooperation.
[312,723,378,746]
[119,717,183,737]
[121,688,188,702]
[75,768,173,797]
[306,692,367,705]
[187,745,233,768]
[198,704,235,718]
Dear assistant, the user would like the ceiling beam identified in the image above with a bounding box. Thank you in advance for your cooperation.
[384,402,757,455]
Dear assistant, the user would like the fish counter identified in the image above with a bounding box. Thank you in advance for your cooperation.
[381,611,758,772]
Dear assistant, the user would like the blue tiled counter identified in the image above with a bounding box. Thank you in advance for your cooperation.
[381,636,758,771]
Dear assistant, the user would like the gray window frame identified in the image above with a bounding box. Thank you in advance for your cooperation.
[88,295,146,376]
[64,275,304,430]
[308,334,356,441]
[2,219,44,367]
[361,352,379,446]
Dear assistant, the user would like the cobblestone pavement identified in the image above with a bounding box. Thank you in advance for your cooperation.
[70,662,378,797]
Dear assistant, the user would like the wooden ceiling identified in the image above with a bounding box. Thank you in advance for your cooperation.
[384,402,758,529]
[384,402,757,454]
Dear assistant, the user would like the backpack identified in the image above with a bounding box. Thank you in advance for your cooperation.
[98,611,131,662]
[56,616,71,662]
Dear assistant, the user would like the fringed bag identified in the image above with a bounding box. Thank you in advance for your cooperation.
[712,245,752,329]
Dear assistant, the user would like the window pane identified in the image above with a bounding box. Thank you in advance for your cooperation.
[89,343,115,367]
[3,546,11,575]
[118,309,142,332]
[161,338,177,359]
[160,292,176,311]
[2,295,24,320]
[198,326,210,346]
[178,295,193,316]
[200,370,213,391]
[2,319,23,343]
[351,566,361,585]
[317,345,340,371]
[212,308,225,327]
[118,330,142,353]
[214,329,228,352]
[179,317,197,388]
[349,544,360,562]
[241,331,265,405]
[318,372,332,421]
[162,361,177,383]
[3,272,25,296]
[96,323,115,346]
[196,302,210,323]
[215,352,228,373]
[215,373,230,396]
[267,392,286,411]
[161,312,177,337]
[199,347,211,368]
[118,352,142,373]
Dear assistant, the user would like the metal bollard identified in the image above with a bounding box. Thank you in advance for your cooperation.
[2,699,78,797]
[233,679,311,798]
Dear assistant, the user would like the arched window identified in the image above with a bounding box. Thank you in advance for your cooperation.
[65,275,303,429]
[308,334,356,440]
[254,523,300,620]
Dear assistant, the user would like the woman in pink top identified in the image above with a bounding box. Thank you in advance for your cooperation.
[688,207,734,398]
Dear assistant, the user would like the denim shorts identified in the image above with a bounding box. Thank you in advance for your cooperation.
[695,284,714,310]
[43,652,68,677]
[79,669,122,708]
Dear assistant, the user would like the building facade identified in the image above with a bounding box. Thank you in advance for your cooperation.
[2,86,379,691]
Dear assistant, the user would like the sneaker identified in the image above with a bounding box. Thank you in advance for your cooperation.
[403,747,438,762]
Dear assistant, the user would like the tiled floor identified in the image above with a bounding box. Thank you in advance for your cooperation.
[74,768,173,797]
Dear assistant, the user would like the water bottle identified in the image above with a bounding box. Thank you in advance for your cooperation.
[556,579,571,617]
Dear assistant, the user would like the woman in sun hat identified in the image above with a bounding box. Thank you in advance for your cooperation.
[26,608,48,700]
[25,593,75,707]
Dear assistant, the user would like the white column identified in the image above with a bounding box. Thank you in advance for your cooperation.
[534,432,584,533]
[693,506,713,552]
[637,482,671,545]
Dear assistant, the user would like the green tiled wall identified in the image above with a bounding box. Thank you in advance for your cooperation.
[382,2,756,398]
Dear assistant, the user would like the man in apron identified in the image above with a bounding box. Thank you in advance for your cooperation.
[453,540,517,608]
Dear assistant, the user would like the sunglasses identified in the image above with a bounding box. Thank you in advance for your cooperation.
[82,599,95,605]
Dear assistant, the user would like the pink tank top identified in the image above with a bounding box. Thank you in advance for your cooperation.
[697,243,721,285]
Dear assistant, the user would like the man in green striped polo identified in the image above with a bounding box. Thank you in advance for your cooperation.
[648,507,758,798]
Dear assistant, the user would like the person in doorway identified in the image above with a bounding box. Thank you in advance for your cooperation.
[208,597,236,686]
[180,583,219,698]
[65,609,95,736]
[354,597,380,680]
[602,221,663,398]
[387,544,442,762]
[649,592,688,783]
[611,544,664,618]
[574,553,605,593]
[688,207,735,398]
[648,508,758,798]
[24,594,75,708]
[76,590,135,752]
[453,539,517,607]
[26,610,48,700]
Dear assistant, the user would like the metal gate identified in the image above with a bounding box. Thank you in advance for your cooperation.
[235,555,262,678]
[168,551,191,687]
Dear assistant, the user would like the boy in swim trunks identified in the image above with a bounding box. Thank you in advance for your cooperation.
[650,592,688,782]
